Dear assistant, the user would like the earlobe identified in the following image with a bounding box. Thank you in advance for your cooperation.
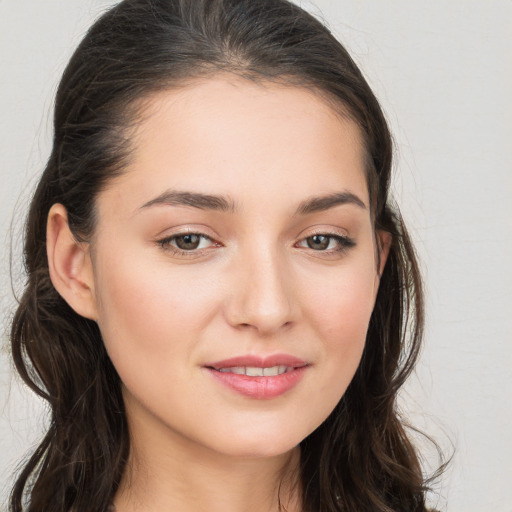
[46,204,98,320]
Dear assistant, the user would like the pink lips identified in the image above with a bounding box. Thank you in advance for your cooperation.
[204,354,309,400]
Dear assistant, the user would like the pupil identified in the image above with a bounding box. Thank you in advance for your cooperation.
[176,234,200,250]
[308,235,329,250]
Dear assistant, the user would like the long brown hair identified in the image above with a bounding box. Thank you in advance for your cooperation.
[10,0,437,510]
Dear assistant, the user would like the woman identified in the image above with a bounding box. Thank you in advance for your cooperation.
[9,0,438,510]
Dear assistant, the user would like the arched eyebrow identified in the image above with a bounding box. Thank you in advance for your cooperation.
[139,189,366,215]
[295,192,367,215]
[140,190,235,212]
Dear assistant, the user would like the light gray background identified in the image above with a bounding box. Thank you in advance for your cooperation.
[1,1,511,510]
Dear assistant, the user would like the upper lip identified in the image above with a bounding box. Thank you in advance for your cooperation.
[205,354,308,370]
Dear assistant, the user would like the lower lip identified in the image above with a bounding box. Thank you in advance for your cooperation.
[206,366,308,399]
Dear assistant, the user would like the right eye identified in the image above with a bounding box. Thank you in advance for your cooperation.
[157,233,215,253]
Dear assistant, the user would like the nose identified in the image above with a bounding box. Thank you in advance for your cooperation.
[224,245,297,336]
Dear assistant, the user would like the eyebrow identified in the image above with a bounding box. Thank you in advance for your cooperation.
[295,191,367,215]
[140,190,235,212]
[140,189,366,215]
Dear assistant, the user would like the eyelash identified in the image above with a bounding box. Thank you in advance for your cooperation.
[157,233,216,256]
[156,232,355,257]
[296,233,355,254]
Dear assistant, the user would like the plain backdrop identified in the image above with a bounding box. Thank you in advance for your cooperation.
[1,1,511,510]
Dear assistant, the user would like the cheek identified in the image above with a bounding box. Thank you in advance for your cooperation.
[92,252,218,365]
[304,260,378,386]
[308,259,377,336]
[92,256,221,422]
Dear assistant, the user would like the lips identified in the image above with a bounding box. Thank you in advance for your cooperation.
[204,354,309,399]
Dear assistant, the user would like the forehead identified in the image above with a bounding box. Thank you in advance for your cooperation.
[98,76,369,215]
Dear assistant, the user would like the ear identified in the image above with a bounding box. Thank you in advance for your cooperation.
[371,230,391,303]
[376,230,392,277]
[46,204,98,320]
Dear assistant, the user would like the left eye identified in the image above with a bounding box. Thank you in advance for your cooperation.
[298,234,351,251]
[160,233,213,251]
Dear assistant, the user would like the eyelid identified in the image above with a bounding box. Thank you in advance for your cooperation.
[295,225,352,243]
[294,226,356,254]
[300,225,349,237]
[155,227,222,257]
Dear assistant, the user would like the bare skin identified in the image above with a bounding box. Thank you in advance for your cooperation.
[47,76,389,511]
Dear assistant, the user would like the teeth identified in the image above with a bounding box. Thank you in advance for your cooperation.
[218,367,245,374]
[217,365,289,376]
[245,366,263,377]
[263,365,288,376]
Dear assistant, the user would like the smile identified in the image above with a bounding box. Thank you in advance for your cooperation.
[204,354,309,399]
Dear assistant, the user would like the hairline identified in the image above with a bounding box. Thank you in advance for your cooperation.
[84,70,375,241]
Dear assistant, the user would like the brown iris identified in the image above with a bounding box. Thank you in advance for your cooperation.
[306,235,331,250]
[175,234,202,250]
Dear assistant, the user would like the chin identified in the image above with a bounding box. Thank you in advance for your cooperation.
[199,420,313,460]
[228,439,298,459]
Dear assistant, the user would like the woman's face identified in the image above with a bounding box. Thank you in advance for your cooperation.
[89,76,386,459]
